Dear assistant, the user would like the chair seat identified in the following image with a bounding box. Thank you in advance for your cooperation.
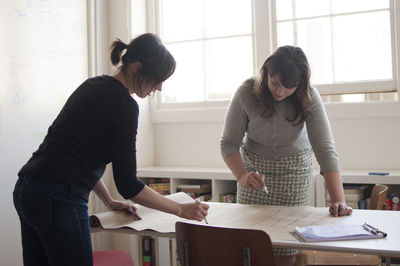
[295,250,381,266]
[93,250,134,266]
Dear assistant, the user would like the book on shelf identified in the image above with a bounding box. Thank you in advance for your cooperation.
[177,183,211,194]
[147,178,170,195]
[219,193,237,203]
[343,184,371,193]
[295,224,387,242]
[183,192,212,201]
[198,193,212,202]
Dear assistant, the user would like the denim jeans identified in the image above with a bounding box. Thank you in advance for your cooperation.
[13,176,93,266]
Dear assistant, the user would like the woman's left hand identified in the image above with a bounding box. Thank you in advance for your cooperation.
[108,200,142,220]
[329,202,353,217]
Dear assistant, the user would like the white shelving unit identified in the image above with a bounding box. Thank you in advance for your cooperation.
[137,166,237,202]
[314,170,400,207]
[138,166,400,206]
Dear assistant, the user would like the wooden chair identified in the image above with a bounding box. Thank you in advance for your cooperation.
[295,184,388,266]
[370,184,388,210]
[93,250,134,266]
[175,221,276,266]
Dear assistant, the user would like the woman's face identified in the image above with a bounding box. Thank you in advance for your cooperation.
[126,62,163,98]
[135,79,163,98]
[267,74,297,101]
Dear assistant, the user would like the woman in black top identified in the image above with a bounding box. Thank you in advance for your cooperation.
[13,33,209,266]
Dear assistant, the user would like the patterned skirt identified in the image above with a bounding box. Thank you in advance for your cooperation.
[238,146,313,256]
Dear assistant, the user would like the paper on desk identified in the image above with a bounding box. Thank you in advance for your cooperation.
[90,192,196,233]
[295,224,383,242]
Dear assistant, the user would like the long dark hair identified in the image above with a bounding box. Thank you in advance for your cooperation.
[110,33,176,94]
[255,45,311,124]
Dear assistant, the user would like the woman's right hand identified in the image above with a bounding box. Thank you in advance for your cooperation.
[178,201,209,222]
[238,171,265,190]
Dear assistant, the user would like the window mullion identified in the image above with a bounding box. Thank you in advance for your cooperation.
[390,0,399,94]
[330,0,336,84]
[202,0,207,101]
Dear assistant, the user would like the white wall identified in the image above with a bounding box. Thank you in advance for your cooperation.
[330,116,400,170]
[154,122,225,167]
[1,1,88,265]
[152,112,400,172]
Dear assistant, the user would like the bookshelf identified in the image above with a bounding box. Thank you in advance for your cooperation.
[137,166,237,203]
[314,170,400,207]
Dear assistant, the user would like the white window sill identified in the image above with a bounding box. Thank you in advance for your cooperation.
[150,100,400,123]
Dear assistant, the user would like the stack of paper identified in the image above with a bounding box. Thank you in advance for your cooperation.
[295,224,385,242]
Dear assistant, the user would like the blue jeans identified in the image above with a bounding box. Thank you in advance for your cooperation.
[13,176,93,266]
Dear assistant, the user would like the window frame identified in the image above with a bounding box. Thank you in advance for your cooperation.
[143,0,400,123]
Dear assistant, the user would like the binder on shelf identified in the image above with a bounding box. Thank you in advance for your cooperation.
[295,223,387,242]
[142,236,153,266]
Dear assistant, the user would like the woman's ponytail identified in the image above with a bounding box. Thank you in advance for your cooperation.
[110,39,128,66]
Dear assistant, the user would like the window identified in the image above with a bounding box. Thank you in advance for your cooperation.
[141,0,399,116]
[274,0,398,103]
[156,0,254,104]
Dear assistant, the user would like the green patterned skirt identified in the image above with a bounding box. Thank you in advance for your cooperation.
[238,146,313,256]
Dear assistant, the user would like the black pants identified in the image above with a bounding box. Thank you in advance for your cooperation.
[13,177,93,266]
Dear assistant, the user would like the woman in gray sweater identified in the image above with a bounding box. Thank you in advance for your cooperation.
[220,46,352,265]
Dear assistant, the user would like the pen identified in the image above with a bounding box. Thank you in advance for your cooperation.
[256,171,268,194]
[129,208,141,220]
[363,223,387,237]
[195,198,209,224]
[362,223,378,235]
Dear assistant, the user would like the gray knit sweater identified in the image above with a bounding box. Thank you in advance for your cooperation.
[220,78,339,173]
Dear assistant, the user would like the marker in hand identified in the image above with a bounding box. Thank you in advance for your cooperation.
[256,171,268,194]
[195,198,208,224]
[128,207,141,220]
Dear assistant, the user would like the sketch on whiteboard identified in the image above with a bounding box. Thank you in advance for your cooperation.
[10,84,25,105]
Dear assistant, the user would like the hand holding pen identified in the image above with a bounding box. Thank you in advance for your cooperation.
[256,171,268,194]
[196,198,209,224]
[107,199,142,220]
[238,171,268,193]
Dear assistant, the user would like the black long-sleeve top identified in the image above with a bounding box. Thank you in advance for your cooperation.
[18,75,145,201]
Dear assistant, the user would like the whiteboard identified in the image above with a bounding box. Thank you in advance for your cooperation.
[0,0,88,264]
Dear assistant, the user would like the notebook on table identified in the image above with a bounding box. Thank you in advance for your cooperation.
[295,223,387,242]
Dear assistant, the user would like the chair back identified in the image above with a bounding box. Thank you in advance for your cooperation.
[370,184,388,210]
[175,221,276,266]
